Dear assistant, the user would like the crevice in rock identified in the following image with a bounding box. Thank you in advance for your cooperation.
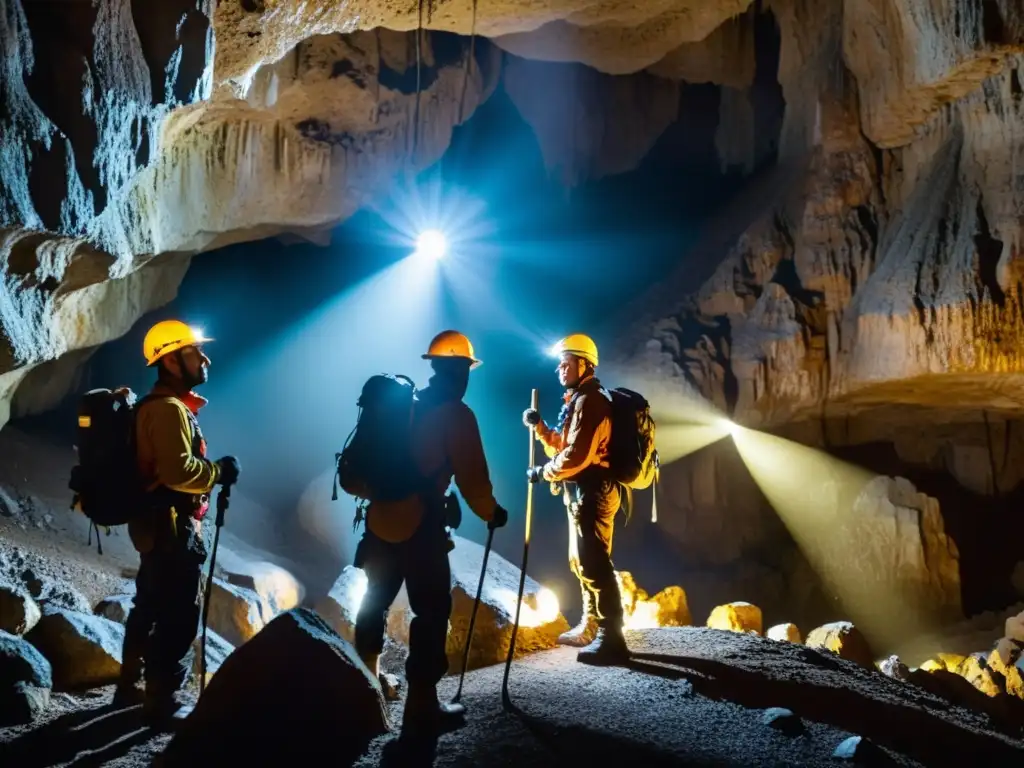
[1011,68,1022,101]
[982,0,1010,45]
[974,198,1005,306]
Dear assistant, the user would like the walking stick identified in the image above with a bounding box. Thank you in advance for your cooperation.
[200,483,232,696]
[502,388,539,709]
[451,524,495,704]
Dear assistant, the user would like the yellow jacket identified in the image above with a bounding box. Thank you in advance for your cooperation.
[342,388,499,544]
[129,384,220,553]
[534,376,612,483]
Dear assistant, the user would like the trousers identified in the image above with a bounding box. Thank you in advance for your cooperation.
[566,474,624,628]
[353,521,452,688]
[120,548,203,699]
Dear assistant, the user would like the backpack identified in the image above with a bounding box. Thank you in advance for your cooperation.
[332,374,425,527]
[68,388,151,551]
[606,387,661,521]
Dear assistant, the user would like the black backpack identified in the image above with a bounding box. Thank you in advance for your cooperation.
[606,387,660,521]
[68,388,152,550]
[332,374,425,527]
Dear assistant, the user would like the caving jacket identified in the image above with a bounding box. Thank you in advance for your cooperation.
[340,380,499,544]
[128,382,221,557]
[534,375,613,486]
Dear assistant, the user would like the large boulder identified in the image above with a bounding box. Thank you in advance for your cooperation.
[218,556,305,616]
[206,578,267,648]
[94,594,134,625]
[433,536,568,672]
[191,628,235,687]
[707,601,763,634]
[806,621,874,669]
[25,607,123,690]
[0,630,51,726]
[160,608,389,765]
[617,571,692,629]
[0,582,41,635]
[767,623,802,643]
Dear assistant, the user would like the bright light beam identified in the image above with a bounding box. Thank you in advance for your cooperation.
[730,427,938,653]
[416,229,448,260]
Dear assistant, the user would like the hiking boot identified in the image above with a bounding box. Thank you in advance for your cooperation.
[558,591,598,647]
[402,685,466,735]
[111,683,146,708]
[142,694,192,728]
[577,626,630,666]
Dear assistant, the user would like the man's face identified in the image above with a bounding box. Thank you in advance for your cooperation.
[166,345,210,386]
[556,353,580,388]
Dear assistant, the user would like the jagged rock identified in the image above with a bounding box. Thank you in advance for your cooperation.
[958,652,1003,698]
[219,557,305,616]
[25,607,123,690]
[206,578,267,648]
[706,602,762,634]
[650,585,693,627]
[806,622,875,670]
[767,623,802,643]
[191,628,234,687]
[161,609,389,764]
[313,566,364,645]
[762,706,803,735]
[0,582,41,635]
[987,638,1024,699]
[617,571,691,629]
[1006,610,1024,643]
[94,594,134,625]
[385,536,568,672]
[879,655,912,682]
[0,630,51,726]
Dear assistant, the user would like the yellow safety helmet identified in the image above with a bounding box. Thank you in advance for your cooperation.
[143,320,213,367]
[552,333,599,367]
[422,330,482,369]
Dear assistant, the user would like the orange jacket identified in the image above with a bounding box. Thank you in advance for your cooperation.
[342,389,499,544]
[534,376,612,483]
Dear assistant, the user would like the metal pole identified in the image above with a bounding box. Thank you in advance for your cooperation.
[199,483,231,696]
[452,525,495,704]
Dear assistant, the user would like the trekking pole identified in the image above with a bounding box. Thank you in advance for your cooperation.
[451,524,495,704]
[502,388,539,710]
[200,482,232,696]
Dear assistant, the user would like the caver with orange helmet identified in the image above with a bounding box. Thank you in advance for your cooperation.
[111,318,239,723]
[521,331,629,666]
[337,328,508,733]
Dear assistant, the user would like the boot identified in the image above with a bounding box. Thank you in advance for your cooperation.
[558,589,598,647]
[142,691,192,728]
[577,625,630,666]
[402,684,466,735]
[111,682,146,708]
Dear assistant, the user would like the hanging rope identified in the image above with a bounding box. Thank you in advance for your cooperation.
[457,0,479,124]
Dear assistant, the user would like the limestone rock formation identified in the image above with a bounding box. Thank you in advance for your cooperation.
[24,607,123,690]
[206,578,267,648]
[217,556,305,617]
[707,601,762,634]
[806,621,874,669]
[93,594,134,625]
[0,582,40,635]
[0,629,51,726]
[161,608,389,765]
[767,622,802,643]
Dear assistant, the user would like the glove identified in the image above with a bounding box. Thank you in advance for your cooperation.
[488,504,509,530]
[523,408,541,428]
[526,466,546,484]
[216,456,241,486]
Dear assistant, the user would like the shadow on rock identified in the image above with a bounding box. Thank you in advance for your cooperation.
[629,651,1024,766]
[1,703,153,767]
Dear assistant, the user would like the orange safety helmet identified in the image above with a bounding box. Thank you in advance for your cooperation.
[422,330,482,369]
[143,320,213,366]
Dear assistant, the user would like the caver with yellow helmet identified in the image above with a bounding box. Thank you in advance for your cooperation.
[107,318,239,723]
[521,331,630,666]
[336,328,508,733]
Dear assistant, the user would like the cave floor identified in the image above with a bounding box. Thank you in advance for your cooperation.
[5,626,1023,767]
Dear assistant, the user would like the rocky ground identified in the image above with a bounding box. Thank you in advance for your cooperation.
[2,424,1024,766]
